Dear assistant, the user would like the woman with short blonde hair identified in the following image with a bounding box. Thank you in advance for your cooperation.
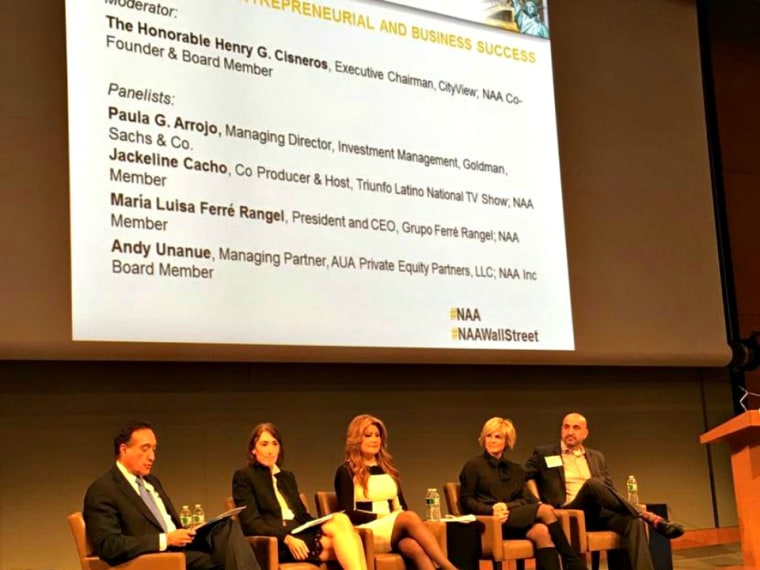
[459,417,585,570]
[478,417,517,449]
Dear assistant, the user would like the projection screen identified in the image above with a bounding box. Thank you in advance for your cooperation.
[0,0,730,365]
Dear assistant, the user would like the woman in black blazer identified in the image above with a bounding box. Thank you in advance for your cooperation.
[233,423,366,570]
[458,417,585,570]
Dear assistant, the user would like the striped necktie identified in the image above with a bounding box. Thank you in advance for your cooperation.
[136,477,167,531]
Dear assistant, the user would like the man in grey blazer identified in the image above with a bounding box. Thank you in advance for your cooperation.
[524,413,683,570]
[83,419,259,570]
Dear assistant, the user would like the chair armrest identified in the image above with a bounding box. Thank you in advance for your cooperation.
[82,552,186,570]
[246,536,278,570]
[476,516,503,560]
[556,509,587,554]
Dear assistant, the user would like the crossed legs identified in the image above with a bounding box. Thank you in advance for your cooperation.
[184,519,260,570]
[320,513,368,570]
[530,505,586,570]
[566,480,654,570]
[390,511,456,570]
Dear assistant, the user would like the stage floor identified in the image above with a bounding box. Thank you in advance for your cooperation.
[672,543,743,569]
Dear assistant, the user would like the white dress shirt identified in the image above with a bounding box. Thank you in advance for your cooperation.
[116,461,177,550]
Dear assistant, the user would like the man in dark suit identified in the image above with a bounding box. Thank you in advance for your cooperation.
[83,419,260,570]
[524,413,683,570]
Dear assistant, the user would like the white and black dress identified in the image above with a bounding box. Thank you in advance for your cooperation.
[334,463,407,553]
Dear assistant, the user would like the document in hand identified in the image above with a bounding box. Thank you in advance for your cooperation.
[291,512,337,534]
[195,506,246,530]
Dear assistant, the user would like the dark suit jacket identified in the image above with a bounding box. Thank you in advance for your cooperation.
[524,444,616,507]
[459,452,537,515]
[232,463,313,542]
[83,465,182,566]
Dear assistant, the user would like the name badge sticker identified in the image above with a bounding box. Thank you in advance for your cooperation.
[544,455,563,468]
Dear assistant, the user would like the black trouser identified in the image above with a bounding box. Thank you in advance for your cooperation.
[179,519,260,570]
[565,479,653,570]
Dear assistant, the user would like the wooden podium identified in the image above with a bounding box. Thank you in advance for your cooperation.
[700,410,760,568]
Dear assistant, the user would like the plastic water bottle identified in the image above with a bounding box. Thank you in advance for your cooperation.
[180,505,192,528]
[626,475,639,505]
[425,488,441,521]
[192,504,205,526]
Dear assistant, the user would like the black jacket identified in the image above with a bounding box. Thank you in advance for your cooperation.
[83,465,182,565]
[232,463,313,542]
[523,444,615,507]
[459,451,537,515]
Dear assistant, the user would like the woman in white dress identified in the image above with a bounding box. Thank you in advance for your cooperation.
[334,414,458,570]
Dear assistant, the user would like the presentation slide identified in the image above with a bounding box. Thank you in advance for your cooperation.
[65,0,572,350]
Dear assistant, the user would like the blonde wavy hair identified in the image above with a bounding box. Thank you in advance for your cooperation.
[478,416,517,450]
[344,414,400,494]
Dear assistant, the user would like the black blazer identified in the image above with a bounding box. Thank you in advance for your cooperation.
[232,463,313,542]
[83,465,182,566]
[524,444,615,507]
[459,452,537,515]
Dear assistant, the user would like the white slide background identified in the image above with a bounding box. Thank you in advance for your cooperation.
[66,0,573,349]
